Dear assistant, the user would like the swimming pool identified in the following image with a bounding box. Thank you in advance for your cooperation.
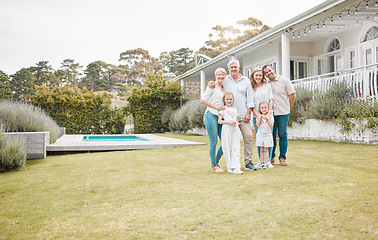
[82,135,149,142]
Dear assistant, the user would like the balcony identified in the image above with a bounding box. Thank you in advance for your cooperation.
[292,63,378,98]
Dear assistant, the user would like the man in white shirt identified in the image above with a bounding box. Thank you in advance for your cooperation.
[262,65,296,166]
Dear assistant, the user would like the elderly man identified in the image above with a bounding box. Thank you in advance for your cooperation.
[209,59,256,171]
[262,65,296,166]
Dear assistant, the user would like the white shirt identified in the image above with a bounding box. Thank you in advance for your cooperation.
[253,84,273,118]
[201,85,224,116]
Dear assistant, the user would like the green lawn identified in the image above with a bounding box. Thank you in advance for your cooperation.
[0,133,377,239]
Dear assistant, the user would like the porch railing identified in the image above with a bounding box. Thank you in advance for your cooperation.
[291,63,378,98]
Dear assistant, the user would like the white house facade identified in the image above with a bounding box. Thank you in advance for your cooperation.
[171,0,378,100]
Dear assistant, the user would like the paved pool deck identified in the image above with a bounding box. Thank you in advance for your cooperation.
[46,134,205,152]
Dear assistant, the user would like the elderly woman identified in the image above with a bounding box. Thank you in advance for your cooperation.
[250,67,274,168]
[200,68,227,173]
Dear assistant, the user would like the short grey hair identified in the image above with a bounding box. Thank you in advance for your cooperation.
[214,67,227,76]
[227,59,240,68]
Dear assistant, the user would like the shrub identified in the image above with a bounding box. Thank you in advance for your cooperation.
[338,95,378,135]
[31,84,125,134]
[310,82,353,120]
[126,72,182,133]
[167,100,205,132]
[0,100,61,143]
[0,125,27,172]
[289,87,313,126]
[187,100,206,129]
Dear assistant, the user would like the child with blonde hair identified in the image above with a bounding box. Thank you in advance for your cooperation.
[255,101,274,169]
[218,92,243,174]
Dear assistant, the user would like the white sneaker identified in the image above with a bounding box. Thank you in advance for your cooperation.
[266,162,274,168]
[232,169,244,174]
[256,162,263,169]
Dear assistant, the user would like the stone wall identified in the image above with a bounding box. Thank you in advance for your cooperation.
[287,119,377,144]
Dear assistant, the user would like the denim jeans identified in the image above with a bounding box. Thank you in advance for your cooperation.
[204,111,223,166]
[252,117,273,162]
[272,114,290,160]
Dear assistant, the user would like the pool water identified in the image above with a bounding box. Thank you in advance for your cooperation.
[83,135,149,142]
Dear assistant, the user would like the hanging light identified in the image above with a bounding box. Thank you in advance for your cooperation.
[339,14,342,19]
[317,24,320,30]
[308,26,312,33]
[355,9,358,15]
[304,30,307,36]
[366,3,369,9]
[347,11,350,17]
[376,1,378,7]
[292,32,295,39]
[331,16,334,22]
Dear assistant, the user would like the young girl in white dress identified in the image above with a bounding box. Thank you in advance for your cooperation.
[218,92,243,174]
[255,101,274,169]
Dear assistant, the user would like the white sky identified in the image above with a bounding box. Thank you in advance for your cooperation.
[0,0,326,75]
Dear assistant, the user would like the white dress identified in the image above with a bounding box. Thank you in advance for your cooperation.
[219,107,241,171]
[255,116,274,148]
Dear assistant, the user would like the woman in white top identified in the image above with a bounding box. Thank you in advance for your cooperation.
[250,67,275,168]
[200,68,227,173]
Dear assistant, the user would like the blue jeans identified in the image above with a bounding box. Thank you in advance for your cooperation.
[204,111,223,167]
[252,117,273,162]
[272,114,290,160]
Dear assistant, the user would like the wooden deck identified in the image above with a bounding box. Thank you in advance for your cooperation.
[46,134,205,152]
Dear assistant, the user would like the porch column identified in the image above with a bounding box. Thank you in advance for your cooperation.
[180,79,185,91]
[281,33,290,79]
[200,70,205,96]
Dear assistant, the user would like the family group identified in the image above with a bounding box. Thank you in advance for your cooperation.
[201,59,296,174]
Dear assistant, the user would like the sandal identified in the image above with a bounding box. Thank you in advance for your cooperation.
[212,166,225,173]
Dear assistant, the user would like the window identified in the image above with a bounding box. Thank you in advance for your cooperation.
[290,60,308,80]
[366,48,372,65]
[328,39,340,52]
[362,26,378,42]
[317,59,324,75]
[349,51,356,68]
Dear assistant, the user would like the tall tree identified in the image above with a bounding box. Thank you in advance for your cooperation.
[0,70,13,100]
[29,61,59,86]
[166,48,195,76]
[56,59,83,86]
[198,17,270,58]
[119,48,162,83]
[10,68,37,101]
[81,61,113,91]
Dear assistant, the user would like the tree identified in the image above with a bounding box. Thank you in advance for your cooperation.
[81,61,119,91]
[198,17,270,58]
[0,71,13,100]
[235,17,270,43]
[29,61,59,87]
[10,68,37,101]
[55,59,83,86]
[166,48,195,76]
[119,48,163,83]
[126,72,182,133]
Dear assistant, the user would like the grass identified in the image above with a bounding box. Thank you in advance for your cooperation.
[0,133,377,239]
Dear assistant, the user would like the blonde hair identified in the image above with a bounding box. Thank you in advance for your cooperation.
[223,92,234,104]
[214,67,227,76]
[250,67,266,90]
[259,101,269,114]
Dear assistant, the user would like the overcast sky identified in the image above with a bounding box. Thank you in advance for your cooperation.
[0,0,326,75]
